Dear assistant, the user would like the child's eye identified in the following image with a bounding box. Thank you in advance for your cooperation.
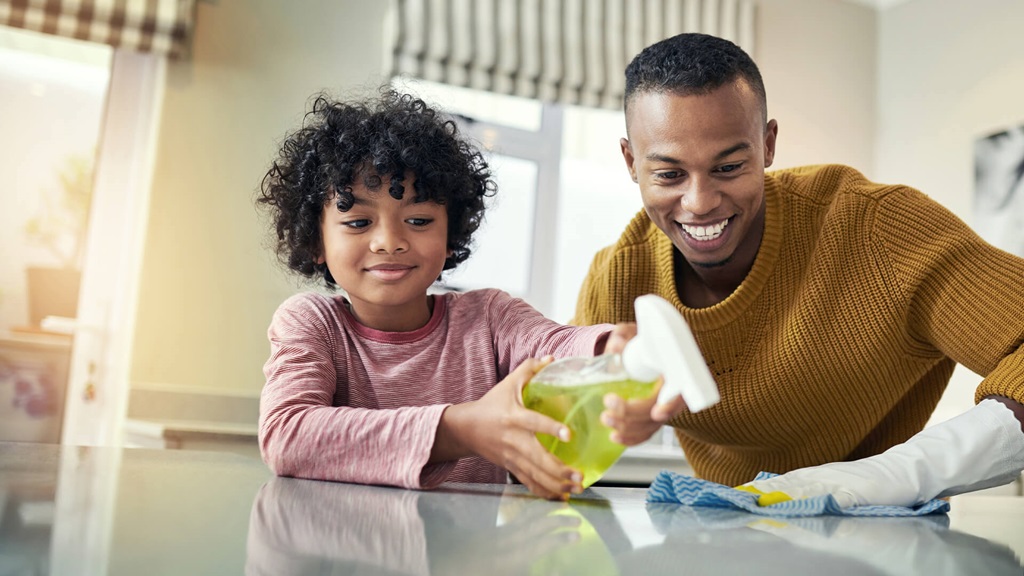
[343,219,370,229]
[406,218,433,226]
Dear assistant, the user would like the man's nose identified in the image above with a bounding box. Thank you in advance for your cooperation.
[680,175,723,216]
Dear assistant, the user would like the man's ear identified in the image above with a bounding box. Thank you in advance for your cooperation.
[763,119,779,168]
[620,137,638,182]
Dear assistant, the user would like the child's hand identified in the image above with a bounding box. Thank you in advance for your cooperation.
[600,380,686,446]
[600,323,637,355]
[441,358,584,500]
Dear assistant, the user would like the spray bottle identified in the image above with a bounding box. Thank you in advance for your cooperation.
[522,294,719,488]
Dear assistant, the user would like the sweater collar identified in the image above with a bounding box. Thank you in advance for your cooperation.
[341,294,447,343]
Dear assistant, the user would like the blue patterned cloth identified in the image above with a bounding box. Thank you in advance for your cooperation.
[646,470,950,517]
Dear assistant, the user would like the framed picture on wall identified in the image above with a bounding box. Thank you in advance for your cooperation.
[0,333,71,443]
[974,124,1024,257]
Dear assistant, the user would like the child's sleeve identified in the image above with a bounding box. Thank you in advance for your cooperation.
[486,290,614,375]
[258,295,457,489]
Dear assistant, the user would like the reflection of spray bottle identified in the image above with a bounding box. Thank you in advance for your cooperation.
[529,507,619,576]
[523,295,719,488]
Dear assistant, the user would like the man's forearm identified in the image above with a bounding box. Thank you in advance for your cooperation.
[984,395,1024,433]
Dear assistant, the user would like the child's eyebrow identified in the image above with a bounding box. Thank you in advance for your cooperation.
[349,194,376,206]
[348,192,426,208]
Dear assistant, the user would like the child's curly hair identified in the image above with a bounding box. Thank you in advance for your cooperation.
[257,88,495,287]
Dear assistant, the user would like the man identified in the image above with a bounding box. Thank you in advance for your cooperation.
[581,33,1024,507]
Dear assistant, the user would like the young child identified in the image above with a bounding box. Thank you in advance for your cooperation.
[256,89,642,500]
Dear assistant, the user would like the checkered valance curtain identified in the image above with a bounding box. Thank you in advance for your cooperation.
[388,0,757,110]
[0,0,195,58]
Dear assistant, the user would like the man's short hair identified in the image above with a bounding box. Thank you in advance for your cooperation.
[624,33,766,121]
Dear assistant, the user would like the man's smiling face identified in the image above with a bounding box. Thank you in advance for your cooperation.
[621,79,777,272]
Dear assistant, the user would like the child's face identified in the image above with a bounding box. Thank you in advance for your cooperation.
[318,173,450,330]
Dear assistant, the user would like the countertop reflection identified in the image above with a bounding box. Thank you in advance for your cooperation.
[1,441,1021,575]
[248,478,1023,576]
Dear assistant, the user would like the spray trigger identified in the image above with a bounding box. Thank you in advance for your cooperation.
[621,295,720,412]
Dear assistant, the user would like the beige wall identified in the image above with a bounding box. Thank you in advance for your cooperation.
[757,0,877,173]
[877,0,1024,215]
[130,1,390,394]
[876,0,1024,422]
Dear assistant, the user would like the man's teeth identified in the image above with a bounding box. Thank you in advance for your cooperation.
[682,219,729,241]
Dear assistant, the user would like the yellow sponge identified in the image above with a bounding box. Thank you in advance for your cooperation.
[734,484,794,507]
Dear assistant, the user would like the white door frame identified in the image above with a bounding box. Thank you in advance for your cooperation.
[60,49,165,447]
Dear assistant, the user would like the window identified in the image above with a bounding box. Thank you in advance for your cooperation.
[392,78,642,323]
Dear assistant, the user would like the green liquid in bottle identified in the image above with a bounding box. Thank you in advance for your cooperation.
[523,378,657,488]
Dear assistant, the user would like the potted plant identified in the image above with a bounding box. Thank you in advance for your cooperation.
[23,153,94,327]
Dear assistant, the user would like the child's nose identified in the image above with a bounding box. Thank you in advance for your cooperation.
[369,224,408,254]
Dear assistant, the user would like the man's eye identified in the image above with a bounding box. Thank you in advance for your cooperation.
[718,163,743,173]
[655,171,681,180]
[343,219,370,229]
[407,218,433,226]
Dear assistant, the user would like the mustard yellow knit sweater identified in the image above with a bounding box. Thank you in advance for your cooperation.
[572,164,1024,486]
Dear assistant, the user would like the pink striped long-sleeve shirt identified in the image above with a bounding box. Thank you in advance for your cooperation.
[259,288,612,489]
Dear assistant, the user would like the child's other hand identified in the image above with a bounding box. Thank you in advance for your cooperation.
[600,380,685,446]
[601,323,637,355]
[449,358,584,500]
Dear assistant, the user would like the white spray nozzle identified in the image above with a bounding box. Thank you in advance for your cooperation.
[621,295,720,412]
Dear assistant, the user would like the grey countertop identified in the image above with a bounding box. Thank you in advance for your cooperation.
[1,441,1021,575]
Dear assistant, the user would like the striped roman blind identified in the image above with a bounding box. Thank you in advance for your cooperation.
[0,0,195,58]
[388,0,757,110]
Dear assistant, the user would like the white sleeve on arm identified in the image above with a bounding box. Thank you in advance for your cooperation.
[743,398,1024,507]
[258,298,456,489]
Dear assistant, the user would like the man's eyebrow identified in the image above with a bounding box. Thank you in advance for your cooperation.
[645,152,681,163]
[715,142,751,159]
[645,142,752,164]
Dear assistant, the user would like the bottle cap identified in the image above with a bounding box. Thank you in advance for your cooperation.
[621,295,720,412]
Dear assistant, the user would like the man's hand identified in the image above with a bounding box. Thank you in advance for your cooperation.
[598,323,687,446]
[435,358,584,500]
[601,322,637,355]
[601,380,686,446]
[736,463,877,508]
[738,398,1024,508]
